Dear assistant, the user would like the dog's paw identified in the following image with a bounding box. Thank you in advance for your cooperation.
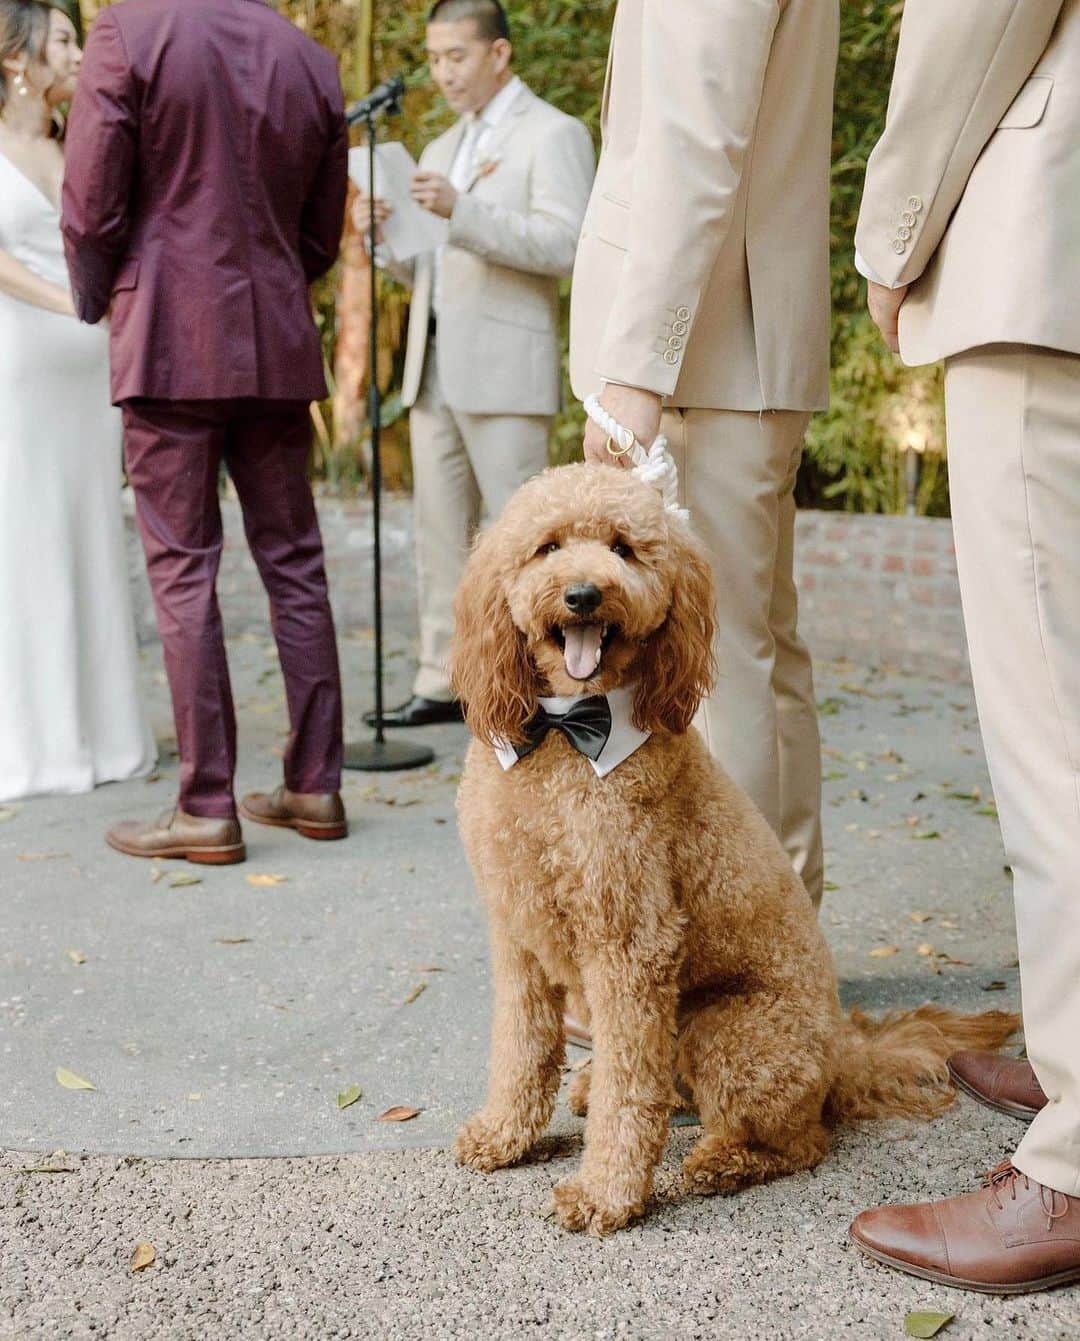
[566,1065,591,1117]
[454,1114,529,1173]
[681,1140,755,1196]
[549,1176,642,1237]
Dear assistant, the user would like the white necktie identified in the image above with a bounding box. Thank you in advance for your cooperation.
[451,117,484,192]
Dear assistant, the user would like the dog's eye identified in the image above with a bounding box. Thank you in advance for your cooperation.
[611,541,634,560]
[538,541,560,556]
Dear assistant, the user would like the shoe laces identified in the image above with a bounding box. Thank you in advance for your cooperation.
[984,1160,1070,1231]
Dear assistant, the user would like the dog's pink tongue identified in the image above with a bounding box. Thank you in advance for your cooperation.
[563,624,603,681]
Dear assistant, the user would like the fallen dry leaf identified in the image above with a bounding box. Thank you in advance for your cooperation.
[936,953,973,967]
[214,937,252,946]
[402,982,427,1006]
[905,1312,954,1339]
[18,851,70,863]
[66,950,87,966]
[908,912,933,924]
[246,873,289,888]
[377,1106,421,1123]
[337,1084,362,1111]
[150,868,165,885]
[56,1067,96,1091]
[870,945,900,958]
[917,943,935,957]
[983,981,1007,992]
[169,873,202,889]
[130,1242,155,1273]
[20,1150,78,1174]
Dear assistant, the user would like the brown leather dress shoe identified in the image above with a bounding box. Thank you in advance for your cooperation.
[948,1050,1048,1121]
[106,808,246,865]
[850,1162,1080,1294]
[239,786,347,841]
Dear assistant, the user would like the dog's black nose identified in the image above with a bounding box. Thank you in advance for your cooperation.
[564,582,602,616]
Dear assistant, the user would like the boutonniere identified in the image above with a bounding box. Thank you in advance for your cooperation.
[470,156,501,187]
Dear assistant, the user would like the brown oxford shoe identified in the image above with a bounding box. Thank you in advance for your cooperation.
[106,808,246,865]
[239,786,347,841]
[948,1050,1048,1121]
[850,1162,1080,1295]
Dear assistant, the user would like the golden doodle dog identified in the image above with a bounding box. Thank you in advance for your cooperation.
[451,463,1017,1237]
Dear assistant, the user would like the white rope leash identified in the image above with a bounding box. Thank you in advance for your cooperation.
[583,394,690,523]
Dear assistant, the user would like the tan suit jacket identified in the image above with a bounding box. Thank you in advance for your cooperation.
[395,84,594,415]
[569,0,838,412]
[856,0,1078,366]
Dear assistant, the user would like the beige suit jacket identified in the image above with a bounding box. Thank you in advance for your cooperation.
[569,0,838,412]
[857,0,1078,366]
[394,84,594,415]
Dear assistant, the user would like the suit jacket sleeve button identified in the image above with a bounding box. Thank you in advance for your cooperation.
[907,195,924,212]
[675,306,691,321]
[663,350,679,365]
[891,239,907,254]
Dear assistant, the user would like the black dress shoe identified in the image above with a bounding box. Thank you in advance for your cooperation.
[362,695,465,728]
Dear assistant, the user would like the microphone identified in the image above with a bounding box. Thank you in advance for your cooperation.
[346,75,405,127]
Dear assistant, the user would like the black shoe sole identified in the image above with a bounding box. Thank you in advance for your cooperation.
[362,710,464,729]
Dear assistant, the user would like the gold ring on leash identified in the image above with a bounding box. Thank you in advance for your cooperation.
[605,433,635,458]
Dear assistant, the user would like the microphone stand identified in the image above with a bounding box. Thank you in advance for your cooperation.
[343,83,434,773]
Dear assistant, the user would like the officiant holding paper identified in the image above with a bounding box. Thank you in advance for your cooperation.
[357,0,594,727]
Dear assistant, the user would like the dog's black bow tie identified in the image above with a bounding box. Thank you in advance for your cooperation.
[514,695,613,762]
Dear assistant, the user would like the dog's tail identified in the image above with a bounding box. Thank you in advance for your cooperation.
[827,1005,1020,1122]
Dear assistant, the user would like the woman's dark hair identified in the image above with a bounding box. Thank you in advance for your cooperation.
[0,0,52,111]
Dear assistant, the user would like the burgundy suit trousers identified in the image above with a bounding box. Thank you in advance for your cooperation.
[122,399,344,818]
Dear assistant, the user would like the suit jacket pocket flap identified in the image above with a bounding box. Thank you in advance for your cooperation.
[998,77,1053,130]
[112,259,140,292]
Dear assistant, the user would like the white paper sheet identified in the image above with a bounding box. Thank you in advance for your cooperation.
[348,142,449,261]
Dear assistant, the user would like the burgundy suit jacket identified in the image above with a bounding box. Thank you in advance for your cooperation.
[61,0,347,404]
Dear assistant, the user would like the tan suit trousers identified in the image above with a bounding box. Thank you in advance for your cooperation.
[945,345,1080,1196]
[410,338,551,702]
[665,407,824,906]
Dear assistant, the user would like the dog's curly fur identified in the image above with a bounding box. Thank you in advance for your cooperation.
[451,464,1017,1237]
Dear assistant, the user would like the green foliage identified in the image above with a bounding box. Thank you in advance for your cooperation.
[802,312,948,516]
[802,0,949,515]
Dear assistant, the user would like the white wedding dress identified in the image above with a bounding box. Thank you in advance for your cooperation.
[0,151,156,802]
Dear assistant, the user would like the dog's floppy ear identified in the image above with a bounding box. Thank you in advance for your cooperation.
[451,527,537,745]
[633,523,716,735]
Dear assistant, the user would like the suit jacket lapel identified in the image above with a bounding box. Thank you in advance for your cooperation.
[464,85,532,191]
[428,118,469,175]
